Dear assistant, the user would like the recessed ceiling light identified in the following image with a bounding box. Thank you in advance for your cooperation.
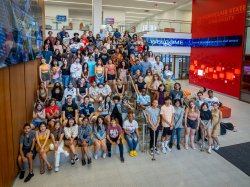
[103,4,163,11]
[45,0,91,5]
[126,12,154,15]
[134,0,176,5]
[126,16,146,18]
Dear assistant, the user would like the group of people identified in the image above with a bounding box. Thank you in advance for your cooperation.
[18,28,222,183]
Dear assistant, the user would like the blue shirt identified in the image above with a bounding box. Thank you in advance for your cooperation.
[94,124,106,140]
[79,103,94,116]
[131,65,143,75]
[114,31,121,39]
[140,61,152,75]
[87,61,96,76]
[42,50,52,64]
[146,107,160,126]
[78,125,92,143]
[137,95,151,105]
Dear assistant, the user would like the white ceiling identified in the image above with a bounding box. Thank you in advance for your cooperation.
[45,0,192,22]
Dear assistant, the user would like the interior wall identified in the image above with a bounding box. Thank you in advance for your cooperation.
[45,4,69,29]
[190,0,247,98]
[0,60,39,187]
[136,9,192,33]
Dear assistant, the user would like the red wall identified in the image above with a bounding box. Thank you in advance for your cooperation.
[190,0,247,98]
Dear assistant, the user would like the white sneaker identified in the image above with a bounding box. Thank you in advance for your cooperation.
[64,151,69,157]
[55,166,59,172]
[214,145,220,151]
[211,145,215,149]
[165,146,172,152]
[94,154,98,160]
[102,153,106,159]
[162,147,167,154]
[155,148,160,155]
[208,146,212,154]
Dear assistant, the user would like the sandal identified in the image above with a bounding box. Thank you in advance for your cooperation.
[47,165,53,171]
[40,167,45,175]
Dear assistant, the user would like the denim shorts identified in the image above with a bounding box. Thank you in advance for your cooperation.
[201,120,212,129]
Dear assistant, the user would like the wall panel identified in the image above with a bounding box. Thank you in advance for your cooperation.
[0,59,38,186]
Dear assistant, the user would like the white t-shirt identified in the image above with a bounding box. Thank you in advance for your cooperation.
[123,119,138,134]
[205,97,220,110]
[99,85,111,95]
[89,86,99,98]
[160,105,175,127]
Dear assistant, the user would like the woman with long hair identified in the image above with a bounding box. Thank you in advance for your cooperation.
[39,58,50,87]
[61,59,70,88]
[36,122,52,174]
[93,116,107,159]
[37,82,48,105]
[184,100,200,150]
[95,58,105,84]
[148,73,162,100]
[211,102,222,151]
[118,60,129,85]
[50,59,61,84]
[199,102,213,153]
[31,102,46,129]
[64,117,79,165]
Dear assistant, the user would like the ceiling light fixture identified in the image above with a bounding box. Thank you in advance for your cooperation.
[126,16,146,18]
[45,0,92,5]
[103,4,163,11]
[134,0,176,5]
[126,12,154,15]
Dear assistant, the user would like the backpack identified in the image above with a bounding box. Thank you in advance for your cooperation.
[220,123,227,135]
[221,122,234,131]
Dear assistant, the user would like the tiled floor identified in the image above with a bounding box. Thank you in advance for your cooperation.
[13,81,250,187]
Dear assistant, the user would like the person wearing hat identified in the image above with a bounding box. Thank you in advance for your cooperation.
[72,33,80,43]
[62,95,78,126]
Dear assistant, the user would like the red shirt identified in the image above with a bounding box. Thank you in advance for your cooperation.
[107,125,122,139]
[45,106,60,118]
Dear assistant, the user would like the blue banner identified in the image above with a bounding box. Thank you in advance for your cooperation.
[56,15,67,22]
[142,35,242,47]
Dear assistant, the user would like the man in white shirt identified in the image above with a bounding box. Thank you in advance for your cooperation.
[160,96,175,154]
[70,58,82,86]
[152,56,164,75]
[204,90,220,110]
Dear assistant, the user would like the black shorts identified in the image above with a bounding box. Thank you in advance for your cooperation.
[187,118,197,129]
[107,74,116,80]
[22,148,36,157]
[162,127,172,137]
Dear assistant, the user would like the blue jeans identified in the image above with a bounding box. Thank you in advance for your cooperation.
[125,132,138,151]
[170,127,181,145]
[52,77,61,84]
[62,75,70,87]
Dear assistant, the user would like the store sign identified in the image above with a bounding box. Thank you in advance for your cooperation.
[143,35,242,47]
[56,15,67,22]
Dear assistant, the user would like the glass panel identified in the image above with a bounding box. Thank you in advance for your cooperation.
[240,65,250,102]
